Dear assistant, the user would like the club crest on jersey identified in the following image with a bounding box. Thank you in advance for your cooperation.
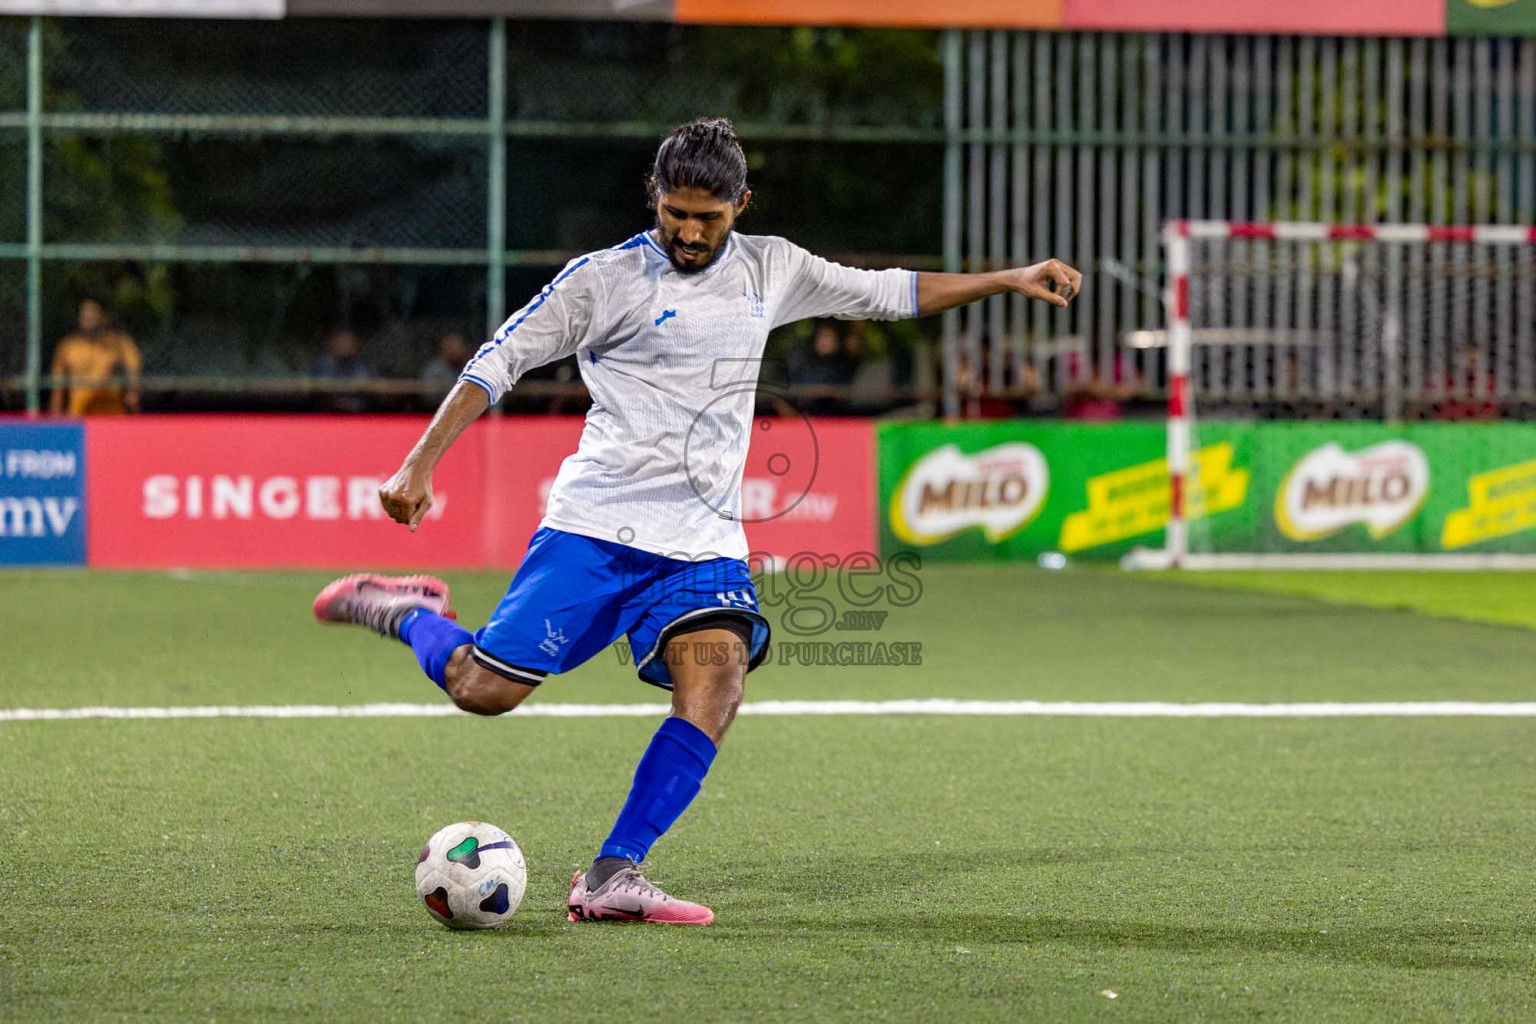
[742,288,764,318]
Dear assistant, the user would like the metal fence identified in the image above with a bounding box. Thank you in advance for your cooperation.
[1179,227,1536,420]
[0,16,945,412]
[7,20,1536,419]
[943,31,1536,419]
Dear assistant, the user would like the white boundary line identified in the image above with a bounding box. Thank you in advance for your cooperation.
[3,699,1536,722]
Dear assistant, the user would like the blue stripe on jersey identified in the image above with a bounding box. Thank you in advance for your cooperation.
[640,232,669,258]
[463,256,592,376]
[910,270,920,318]
[459,372,496,402]
[613,233,647,250]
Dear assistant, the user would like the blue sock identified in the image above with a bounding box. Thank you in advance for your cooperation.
[398,608,473,691]
[599,717,718,863]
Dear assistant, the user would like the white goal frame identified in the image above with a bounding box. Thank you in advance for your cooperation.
[1124,218,1536,572]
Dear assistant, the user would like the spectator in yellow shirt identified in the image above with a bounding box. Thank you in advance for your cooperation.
[49,300,142,416]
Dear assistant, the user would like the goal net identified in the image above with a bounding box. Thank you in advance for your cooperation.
[1124,219,1536,570]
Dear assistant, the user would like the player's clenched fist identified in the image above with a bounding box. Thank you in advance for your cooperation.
[379,466,434,532]
[1011,259,1082,307]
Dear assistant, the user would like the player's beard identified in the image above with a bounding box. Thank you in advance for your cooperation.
[657,223,731,275]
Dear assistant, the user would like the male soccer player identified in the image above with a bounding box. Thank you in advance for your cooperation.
[314,118,1080,925]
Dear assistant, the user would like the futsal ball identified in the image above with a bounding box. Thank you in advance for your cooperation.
[414,821,527,929]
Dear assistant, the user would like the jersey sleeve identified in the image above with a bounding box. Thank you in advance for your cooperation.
[771,239,918,328]
[459,255,600,403]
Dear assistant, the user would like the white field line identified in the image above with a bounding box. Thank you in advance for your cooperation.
[3,700,1536,722]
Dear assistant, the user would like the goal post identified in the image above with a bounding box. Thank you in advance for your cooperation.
[1124,219,1536,571]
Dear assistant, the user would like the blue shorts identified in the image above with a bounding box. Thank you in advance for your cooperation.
[470,527,771,691]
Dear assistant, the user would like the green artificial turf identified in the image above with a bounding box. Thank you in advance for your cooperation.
[2,566,1535,1022]
[6,565,1535,707]
[1159,570,1536,632]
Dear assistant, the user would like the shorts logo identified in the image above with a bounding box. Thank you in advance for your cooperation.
[716,589,756,610]
[539,618,569,657]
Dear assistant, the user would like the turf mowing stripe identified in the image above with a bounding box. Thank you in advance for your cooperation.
[3,700,1536,722]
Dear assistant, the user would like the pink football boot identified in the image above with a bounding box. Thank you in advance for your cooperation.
[312,573,454,638]
[567,867,714,926]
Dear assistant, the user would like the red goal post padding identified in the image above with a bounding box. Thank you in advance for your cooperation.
[1128,219,1536,572]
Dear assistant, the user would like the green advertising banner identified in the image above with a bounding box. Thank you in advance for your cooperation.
[1446,0,1536,35]
[1229,423,1536,556]
[878,421,1251,561]
[878,421,1536,561]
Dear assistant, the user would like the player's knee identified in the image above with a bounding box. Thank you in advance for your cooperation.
[714,665,746,707]
[448,676,527,717]
[443,656,529,717]
[677,662,744,711]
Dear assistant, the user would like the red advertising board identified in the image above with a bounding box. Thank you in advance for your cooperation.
[739,416,876,562]
[678,0,1451,33]
[1063,0,1444,35]
[87,417,490,569]
[675,0,1061,28]
[83,415,875,570]
[481,417,586,567]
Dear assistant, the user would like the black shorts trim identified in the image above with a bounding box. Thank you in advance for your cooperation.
[636,607,772,677]
[670,612,754,648]
[470,646,547,686]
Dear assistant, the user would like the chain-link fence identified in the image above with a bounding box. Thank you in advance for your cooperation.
[12,17,1536,421]
[48,19,490,118]
[0,131,22,245]
[0,261,23,377]
[1184,235,1536,420]
[943,31,1536,420]
[1,15,947,414]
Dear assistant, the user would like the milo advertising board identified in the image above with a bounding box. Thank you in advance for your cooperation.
[1245,423,1536,556]
[878,421,1250,561]
[879,421,1536,560]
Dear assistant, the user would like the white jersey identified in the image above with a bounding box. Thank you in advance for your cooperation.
[461,230,917,560]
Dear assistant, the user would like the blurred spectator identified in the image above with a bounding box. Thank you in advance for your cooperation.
[1062,349,1142,421]
[955,343,1039,419]
[421,330,473,387]
[789,319,856,414]
[311,326,372,413]
[1431,345,1500,421]
[49,299,143,416]
[844,322,895,414]
[790,319,856,386]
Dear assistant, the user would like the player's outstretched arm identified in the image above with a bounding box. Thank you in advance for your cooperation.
[378,380,490,532]
[915,259,1082,317]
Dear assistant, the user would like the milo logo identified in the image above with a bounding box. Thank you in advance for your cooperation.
[889,442,1048,546]
[1275,441,1430,541]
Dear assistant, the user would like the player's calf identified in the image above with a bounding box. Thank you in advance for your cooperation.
[441,651,536,717]
[666,627,749,745]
